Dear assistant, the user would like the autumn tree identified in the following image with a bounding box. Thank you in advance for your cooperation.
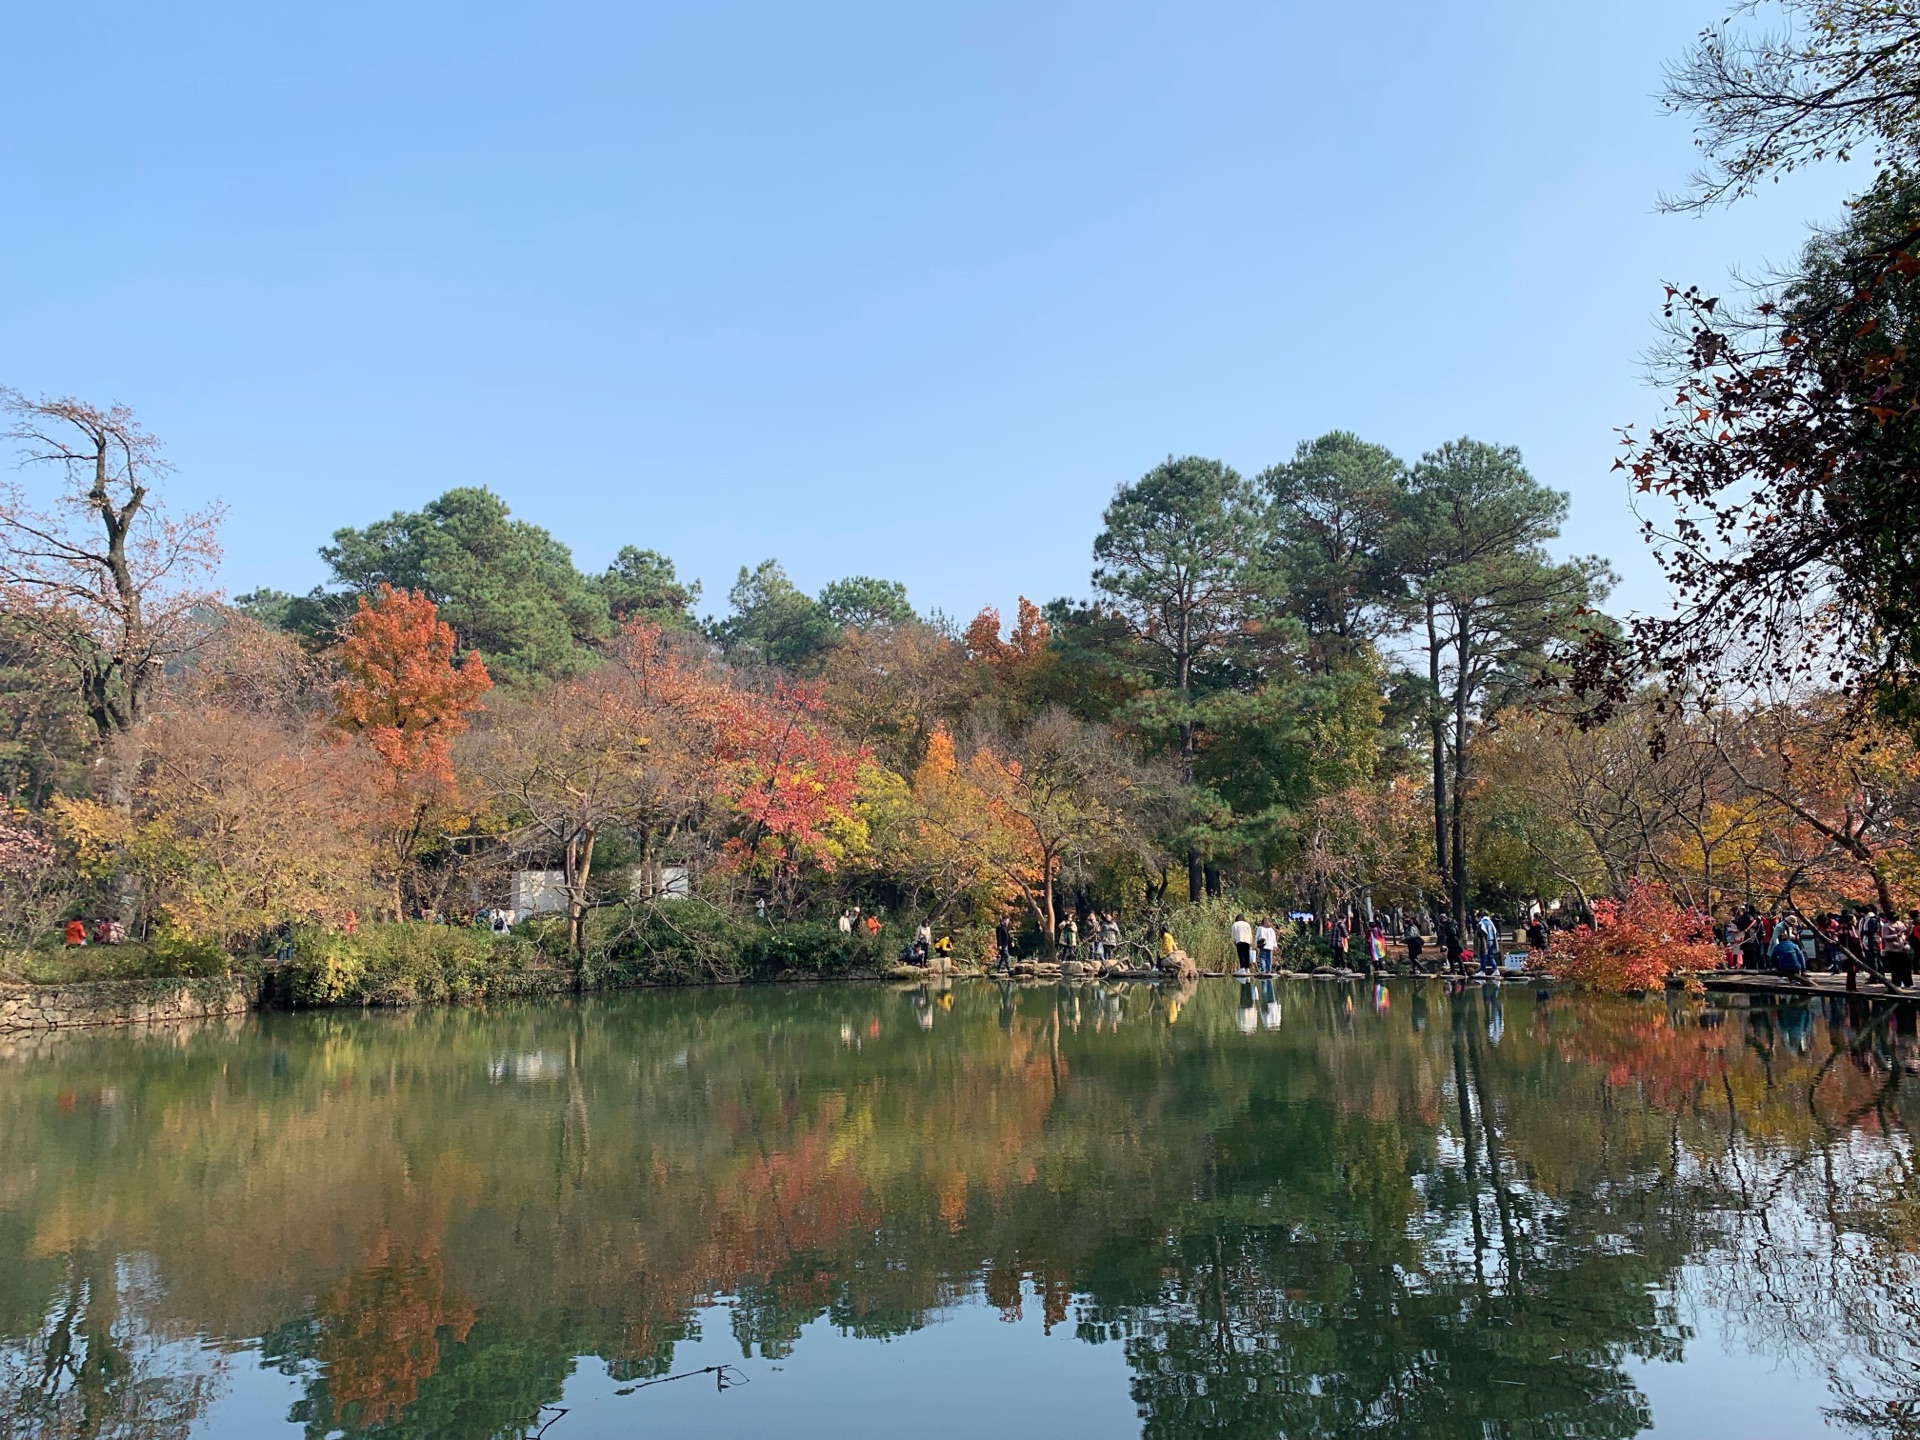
[946,709,1165,946]
[711,678,867,892]
[1587,6,1920,722]
[1712,693,1920,914]
[1661,0,1920,212]
[1472,696,1725,909]
[51,695,380,949]
[962,597,1060,725]
[0,392,223,800]
[1279,776,1429,919]
[0,614,93,810]
[471,677,658,964]
[818,619,968,772]
[0,817,73,950]
[332,585,492,915]
[881,727,1025,922]
[469,623,718,960]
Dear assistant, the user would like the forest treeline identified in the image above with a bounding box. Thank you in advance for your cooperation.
[0,397,1912,984]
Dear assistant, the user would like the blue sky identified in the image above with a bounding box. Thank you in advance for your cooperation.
[0,0,1859,626]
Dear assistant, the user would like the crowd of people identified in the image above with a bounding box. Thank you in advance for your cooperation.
[747,897,1918,990]
[1723,905,1920,989]
[1226,907,1563,979]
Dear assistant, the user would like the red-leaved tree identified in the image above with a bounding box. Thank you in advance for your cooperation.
[713,679,865,886]
[332,585,492,914]
[1545,880,1720,994]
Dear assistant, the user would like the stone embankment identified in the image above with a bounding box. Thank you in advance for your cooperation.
[0,975,256,1033]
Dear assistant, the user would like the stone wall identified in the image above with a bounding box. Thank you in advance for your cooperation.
[0,975,257,1032]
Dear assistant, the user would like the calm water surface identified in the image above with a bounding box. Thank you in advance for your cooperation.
[4,978,1918,1439]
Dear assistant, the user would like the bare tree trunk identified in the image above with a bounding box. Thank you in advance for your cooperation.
[1425,600,1451,905]
[1449,623,1473,923]
[564,825,598,982]
[1043,852,1059,956]
[1178,646,1202,903]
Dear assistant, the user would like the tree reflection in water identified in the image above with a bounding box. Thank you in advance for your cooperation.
[1,981,1917,1439]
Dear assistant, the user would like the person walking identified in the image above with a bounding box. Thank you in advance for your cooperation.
[1230,914,1254,973]
[1255,917,1278,975]
[1438,911,1463,975]
[1475,910,1500,976]
[1403,918,1425,971]
[994,915,1015,971]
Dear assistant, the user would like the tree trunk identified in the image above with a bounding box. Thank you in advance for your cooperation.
[1449,621,1473,923]
[1042,852,1058,956]
[1178,640,1202,903]
[564,824,598,983]
[1424,600,1451,904]
[1871,864,1896,917]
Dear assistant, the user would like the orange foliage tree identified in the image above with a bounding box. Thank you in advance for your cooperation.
[1712,698,1920,916]
[469,622,712,959]
[712,678,867,885]
[331,585,492,915]
[963,597,1056,721]
[1545,880,1721,993]
[908,711,1159,946]
[892,727,1029,921]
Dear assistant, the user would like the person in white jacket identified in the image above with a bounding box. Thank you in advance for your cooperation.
[1254,919,1278,974]
[1230,915,1253,972]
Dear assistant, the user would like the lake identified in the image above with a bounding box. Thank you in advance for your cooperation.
[3,977,1916,1439]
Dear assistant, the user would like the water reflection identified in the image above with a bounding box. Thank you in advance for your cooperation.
[1,982,1918,1438]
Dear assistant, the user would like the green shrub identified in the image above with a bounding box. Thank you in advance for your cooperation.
[13,931,232,985]
[579,903,884,986]
[148,930,229,978]
[739,919,872,976]
[1164,898,1247,971]
[283,922,549,1007]
[1277,925,1331,970]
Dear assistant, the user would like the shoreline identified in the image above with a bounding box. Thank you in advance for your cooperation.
[0,963,1542,1035]
[9,963,1857,1036]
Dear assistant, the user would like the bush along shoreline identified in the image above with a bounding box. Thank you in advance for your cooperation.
[7,904,916,1015]
[6,898,1373,1024]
